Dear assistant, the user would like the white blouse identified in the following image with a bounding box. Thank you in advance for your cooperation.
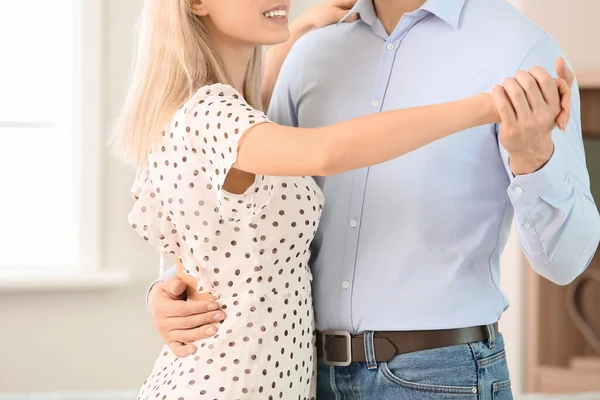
[129,84,323,400]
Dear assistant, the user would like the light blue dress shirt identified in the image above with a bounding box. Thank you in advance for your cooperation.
[266,0,600,332]
[153,0,600,333]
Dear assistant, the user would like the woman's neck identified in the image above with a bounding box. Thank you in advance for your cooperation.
[207,26,255,93]
[217,43,254,93]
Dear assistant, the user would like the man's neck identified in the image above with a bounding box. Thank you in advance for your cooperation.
[373,0,427,35]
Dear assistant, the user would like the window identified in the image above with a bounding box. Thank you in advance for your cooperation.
[0,1,127,288]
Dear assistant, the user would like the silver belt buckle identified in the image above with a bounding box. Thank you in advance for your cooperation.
[321,330,352,367]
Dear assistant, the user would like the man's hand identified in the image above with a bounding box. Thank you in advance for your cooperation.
[492,57,575,176]
[149,276,224,357]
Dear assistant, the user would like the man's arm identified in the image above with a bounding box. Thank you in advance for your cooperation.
[145,266,224,357]
[499,38,600,285]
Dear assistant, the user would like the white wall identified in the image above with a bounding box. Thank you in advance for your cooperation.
[522,0,600,70]
[0,0,162,393]
[290,0,322,21]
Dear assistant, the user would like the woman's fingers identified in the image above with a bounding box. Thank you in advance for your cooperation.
[340,11,359,22]
[332,0,358,9]
[554,77,571,131]
[331,0,358,22]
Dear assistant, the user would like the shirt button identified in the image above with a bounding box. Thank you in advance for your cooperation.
[514,186,524,194]
[350,219,358,228]
[342,281,350,289]
[387,43,395,50]
[523,222,531,229]
[372,100,380,107]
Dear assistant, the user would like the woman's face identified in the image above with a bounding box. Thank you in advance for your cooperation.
[193,0,291,47]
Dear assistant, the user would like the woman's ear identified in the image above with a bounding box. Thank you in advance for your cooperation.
[190,0,209,16]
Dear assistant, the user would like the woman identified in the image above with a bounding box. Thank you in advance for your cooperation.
[113,0,570,398]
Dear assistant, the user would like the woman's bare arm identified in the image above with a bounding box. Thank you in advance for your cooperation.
[237,94,499,177]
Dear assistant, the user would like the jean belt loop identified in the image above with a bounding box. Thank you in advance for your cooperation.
[486,324,496,349]
[364,331,378,370]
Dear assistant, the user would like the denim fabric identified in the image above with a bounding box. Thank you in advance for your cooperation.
[317,333,512,400]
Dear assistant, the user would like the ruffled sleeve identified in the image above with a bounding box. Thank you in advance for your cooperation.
[128,166,220,297]
[183,83,273,222]
[128,166,177,252]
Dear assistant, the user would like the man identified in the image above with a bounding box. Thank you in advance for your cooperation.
[146,0,600,397]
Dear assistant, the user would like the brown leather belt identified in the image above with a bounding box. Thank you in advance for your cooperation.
[316,323,498,366]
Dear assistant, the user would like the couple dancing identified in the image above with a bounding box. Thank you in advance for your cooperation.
[113,0,600,398]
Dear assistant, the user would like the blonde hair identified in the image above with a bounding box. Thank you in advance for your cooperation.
[111,0,264,166]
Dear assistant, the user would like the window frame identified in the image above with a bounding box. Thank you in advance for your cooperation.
[0,0,130,291]
[73,0,103,275]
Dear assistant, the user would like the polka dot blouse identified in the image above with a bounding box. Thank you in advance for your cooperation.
[129,84,323,399]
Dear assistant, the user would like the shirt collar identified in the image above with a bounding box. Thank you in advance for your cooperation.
[421,0,467,29]
[338,0,467,29]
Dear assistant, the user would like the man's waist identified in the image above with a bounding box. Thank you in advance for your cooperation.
[312,278,507,332]
[314,307,506,334]
[315,323,499,366]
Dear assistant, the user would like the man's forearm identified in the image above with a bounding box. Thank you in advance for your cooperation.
[508,138,555,176]
[500,38,599,284]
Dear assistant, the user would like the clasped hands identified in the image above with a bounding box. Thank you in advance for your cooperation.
[492,57,575,176]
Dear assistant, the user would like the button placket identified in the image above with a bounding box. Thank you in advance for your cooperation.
[339,167,369,331]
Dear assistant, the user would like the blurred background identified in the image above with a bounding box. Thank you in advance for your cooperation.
[0,0,598,398]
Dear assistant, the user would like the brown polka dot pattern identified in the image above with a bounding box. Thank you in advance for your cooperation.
[129,84,323,399]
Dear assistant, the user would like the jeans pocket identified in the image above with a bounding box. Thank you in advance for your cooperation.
[492,379,513,400]
[380,344,479,397]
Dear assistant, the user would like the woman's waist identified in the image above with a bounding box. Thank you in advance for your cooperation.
[214,285,313,305]
[180,262,314,299]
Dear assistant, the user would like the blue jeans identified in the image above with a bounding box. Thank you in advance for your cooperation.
[317,331,512,400]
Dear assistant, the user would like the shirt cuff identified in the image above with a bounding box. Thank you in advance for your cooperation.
[145,266,178,313]
[507,146,568,207]
[145,277,163,313]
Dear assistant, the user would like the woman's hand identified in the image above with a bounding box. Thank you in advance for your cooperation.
[291,0,359,35]
[553,57,575,130]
